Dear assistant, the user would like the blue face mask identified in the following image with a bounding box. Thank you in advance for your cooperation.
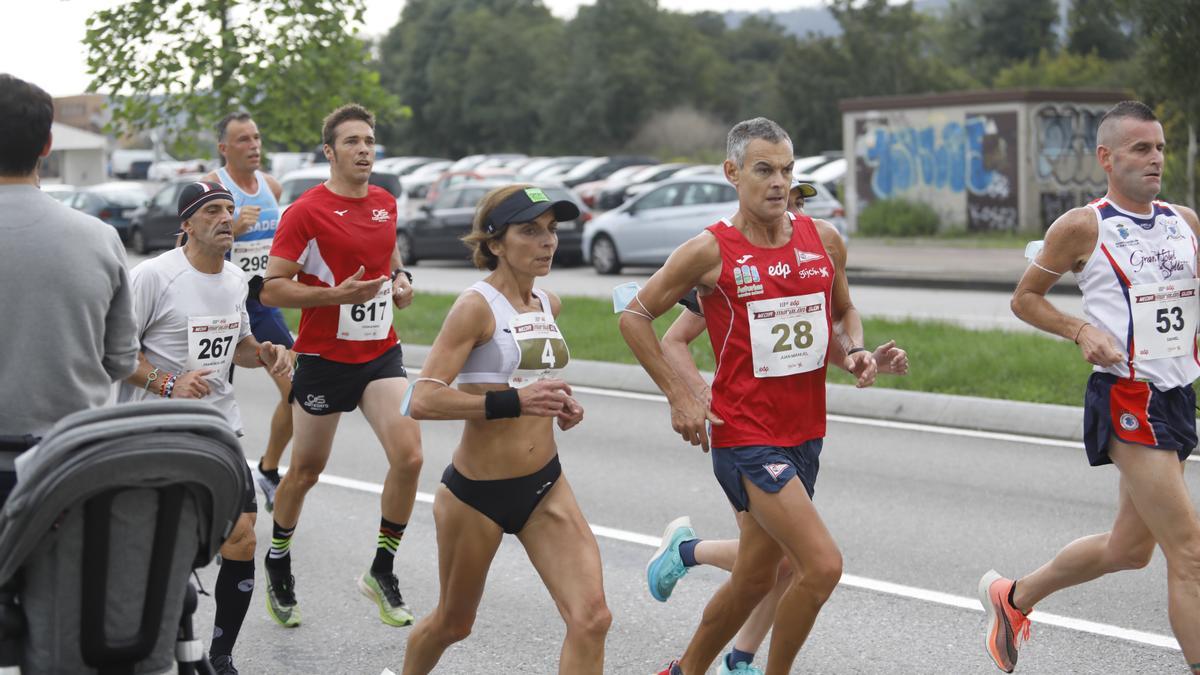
[612,281,641,314]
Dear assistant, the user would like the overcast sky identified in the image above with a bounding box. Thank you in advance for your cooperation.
[12,0,819,97]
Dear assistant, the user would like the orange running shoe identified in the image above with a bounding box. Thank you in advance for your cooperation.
[978,569,1032,673]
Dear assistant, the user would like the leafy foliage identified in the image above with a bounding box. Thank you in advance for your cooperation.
[857,198,941,237]
[84,0,403,152]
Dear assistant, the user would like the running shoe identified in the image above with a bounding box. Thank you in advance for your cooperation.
[358,569,415,627]
[210,654,239,675]
[655,660,684,675]
[717,658,763,675]
[252,463,280,513]
[264,562,301,628]
[979,569,1031,673]
[646,516,695,602]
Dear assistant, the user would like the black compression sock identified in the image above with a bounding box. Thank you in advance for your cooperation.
[210,558,254,657]
[372,518,406,575]
[257,459,280,480]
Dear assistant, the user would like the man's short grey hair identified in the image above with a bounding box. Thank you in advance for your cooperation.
[727,117,792,168]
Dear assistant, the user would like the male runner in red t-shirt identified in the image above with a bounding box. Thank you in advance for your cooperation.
[620,117,874,675]
[259,104,421,629]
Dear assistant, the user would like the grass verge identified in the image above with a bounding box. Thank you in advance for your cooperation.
[284,292,1097,408]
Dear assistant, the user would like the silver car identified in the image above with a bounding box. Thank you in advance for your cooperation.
[582,175,737,274]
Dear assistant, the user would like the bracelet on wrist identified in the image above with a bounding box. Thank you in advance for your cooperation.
[391,268,413,284]
[1073,322,1090,344]
[144,367,160,392]
[847,347,867,355]
[162,373,178,399]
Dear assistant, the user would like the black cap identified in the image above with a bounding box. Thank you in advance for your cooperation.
[178,181,234,220]
[486,186,581,234]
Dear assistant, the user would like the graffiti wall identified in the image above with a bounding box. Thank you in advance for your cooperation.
[1032,102,1109,229]
[854,109,1019,231]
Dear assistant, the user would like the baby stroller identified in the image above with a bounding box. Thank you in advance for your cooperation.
[0,400,250,674]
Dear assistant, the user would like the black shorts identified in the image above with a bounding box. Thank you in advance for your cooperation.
[291,345,407,416]
[441,455,562,534]
[242,479,257,513]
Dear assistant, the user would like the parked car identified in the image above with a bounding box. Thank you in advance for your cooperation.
[400,160,454,199]
[399,180,589,267]
[40,183,76,202]
[127,177,201,253]
[65,182,153,244]
[572,164,654,209]
[111,149,173,179]
[560,155,657,188]
[582,176,738,274]
[594,162,691,210]
[277,165,404,208]
[423,168,515,204]
[516,156,592,181]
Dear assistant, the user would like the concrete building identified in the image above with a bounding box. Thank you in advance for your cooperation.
[840,89,1127,234]
[40,123,107,187]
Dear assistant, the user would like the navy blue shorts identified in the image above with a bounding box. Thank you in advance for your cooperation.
[1083,372,1197,466]
[711,440,822,512]
[247,297,294,349]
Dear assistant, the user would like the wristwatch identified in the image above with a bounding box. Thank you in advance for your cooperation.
[391,268,413,284]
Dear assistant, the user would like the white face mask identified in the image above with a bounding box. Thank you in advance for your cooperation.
[611,281,641,314]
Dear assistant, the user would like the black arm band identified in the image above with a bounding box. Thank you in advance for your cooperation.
[484,388,521,419]
[847,347,867,355]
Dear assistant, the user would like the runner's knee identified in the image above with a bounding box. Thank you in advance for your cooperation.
[1107,539,1155,571]
[222,518,257,559]
[801,550,843,599]
[387,443,423,475]
[436,607,477,644]
[564,593,611,640]
[284,462,324,490]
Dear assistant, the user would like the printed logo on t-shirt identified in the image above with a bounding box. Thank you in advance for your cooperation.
[736,254,754,264]
[763,463,790,480]
[733,264,764,298]
[333,209,348,217]
[768,262,791,278]
[372,209,390,222]
[794,250,824,265]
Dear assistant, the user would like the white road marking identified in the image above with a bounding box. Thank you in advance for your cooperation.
[298,467,1180,652]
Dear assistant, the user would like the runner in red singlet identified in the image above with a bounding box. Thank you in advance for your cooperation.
[620,117,875,675]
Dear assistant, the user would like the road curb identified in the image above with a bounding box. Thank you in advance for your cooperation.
[400,345,1086,443]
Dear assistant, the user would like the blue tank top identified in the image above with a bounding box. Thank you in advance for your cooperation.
[216,167,280,276]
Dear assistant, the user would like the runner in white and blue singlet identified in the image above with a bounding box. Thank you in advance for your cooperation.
[980,100,1200,674]
[204,112,294,514]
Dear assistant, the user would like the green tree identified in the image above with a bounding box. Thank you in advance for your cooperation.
[1124,0,1200,206]
[944,0,1059,82]
[992,49,1135,89]
[377,0,566,156]
[85,0,402,152]
[1066,0,1132,59]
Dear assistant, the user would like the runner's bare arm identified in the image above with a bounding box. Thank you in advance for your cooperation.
[265,173,283,202]
[661,309,710,403]
[259,256,385,308]
[1012,207,1121,366]
[816,219,875,386]
[232,336,291,376]
[124,352,212,398]
[409,291,571,421]
[619,233,723,450]
[541,290,584,429]
[618,233,720,401]
[390,246,414,309]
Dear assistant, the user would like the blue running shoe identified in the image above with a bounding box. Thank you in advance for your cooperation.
[646,516,695,602]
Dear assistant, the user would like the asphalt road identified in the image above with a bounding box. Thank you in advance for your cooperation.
[189,368,1193,674]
